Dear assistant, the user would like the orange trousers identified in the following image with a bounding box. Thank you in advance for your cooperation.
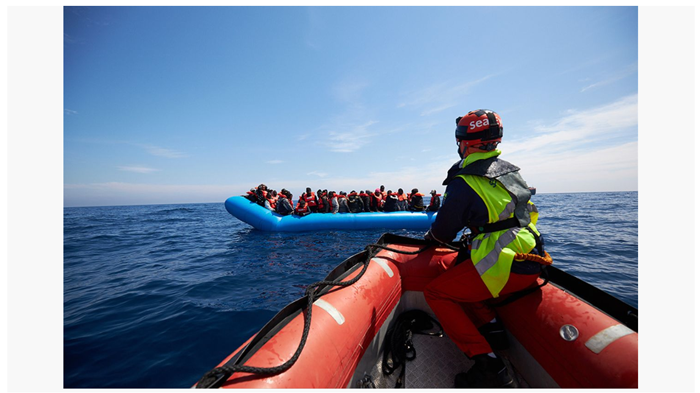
[424,259,540,357]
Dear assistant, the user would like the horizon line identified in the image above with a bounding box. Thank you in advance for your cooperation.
[64,190,639,209]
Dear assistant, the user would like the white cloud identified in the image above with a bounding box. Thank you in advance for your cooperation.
[421,103,458,117]
[506,141,638,193]
[117,166,160,174]
[64,108,78,115]
[502,94,638,156]
[580,63,638,93]
[137,144,188,158]
[318,120,378,153]
[307,171,328,178]
[266,160,284,164]
[493,95,639,193]
[398,75,495,116]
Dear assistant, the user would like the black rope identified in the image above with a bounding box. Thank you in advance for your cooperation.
[381,310,443,388]
[195,242,432,388]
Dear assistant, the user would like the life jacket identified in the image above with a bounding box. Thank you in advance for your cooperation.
[359,193,371,212]
[338,196,349,213]
[383,194,399,212]
[245,191,257,202]
[255,191,267,207]
[397,193,406,202]
[370,193,383,211]
[317,194,327,210]
[428,194,442,211]
[444,150,541,298]
[295,204,309,214]
[304,192,317,207]
[409,193,425,210]
[347,194,363,213]
[276,196,293,215]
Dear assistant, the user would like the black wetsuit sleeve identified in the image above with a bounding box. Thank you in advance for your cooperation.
[429,178,489,243]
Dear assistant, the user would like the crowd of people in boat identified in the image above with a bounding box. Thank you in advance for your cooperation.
[243,184,442,217]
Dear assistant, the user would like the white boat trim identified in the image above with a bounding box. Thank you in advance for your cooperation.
[371,257,395,278]
[314,298,345,325]
[585,324,635,354]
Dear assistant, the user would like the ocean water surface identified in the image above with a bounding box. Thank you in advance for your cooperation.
[64,191,638,388]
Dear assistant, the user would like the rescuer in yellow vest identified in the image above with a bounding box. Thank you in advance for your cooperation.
[424,109,546,388]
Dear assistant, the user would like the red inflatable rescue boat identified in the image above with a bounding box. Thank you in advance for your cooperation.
[195,233,638,388]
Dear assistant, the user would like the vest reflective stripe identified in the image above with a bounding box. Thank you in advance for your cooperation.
[455,151,540,298]
[527,201,539,226]
[473,228,521,275]
[304,193,317,206]
[498,199,516,221]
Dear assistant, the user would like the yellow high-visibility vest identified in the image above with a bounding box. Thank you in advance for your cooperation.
[455,151,540,297]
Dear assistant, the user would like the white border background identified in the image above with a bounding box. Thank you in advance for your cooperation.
[2,2,697,392]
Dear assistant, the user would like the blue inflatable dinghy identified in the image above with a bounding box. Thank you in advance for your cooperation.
[225,196,437,232]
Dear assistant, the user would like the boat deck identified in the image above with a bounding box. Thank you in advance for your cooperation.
[360,327,530,388]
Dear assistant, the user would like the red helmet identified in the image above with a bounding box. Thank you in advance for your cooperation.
[455,109,503,149]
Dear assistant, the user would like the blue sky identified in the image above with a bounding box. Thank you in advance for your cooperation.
[63,6,640,207]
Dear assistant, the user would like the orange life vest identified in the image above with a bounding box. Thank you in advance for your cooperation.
[304,192,317,207]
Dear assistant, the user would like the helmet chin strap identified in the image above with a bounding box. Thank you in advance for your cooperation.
[457,141,469,158]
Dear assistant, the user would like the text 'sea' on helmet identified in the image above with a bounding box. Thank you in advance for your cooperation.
[455,109,503,148]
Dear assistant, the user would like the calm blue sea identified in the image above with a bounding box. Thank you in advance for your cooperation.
[63,191,638,388]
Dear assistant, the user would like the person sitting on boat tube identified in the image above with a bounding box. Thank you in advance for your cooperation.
[293,199,311,216]
[262,191,276,211]
[244,188,257,202]
[275,189,294,216]
[427,189,442,212]
[268,190,279,210]
[328,191,339,214]
[255,187,267,208]
[408,188,425,211]
[369,188,383,212]
[383,190,400,212]
[337,191,350,213]
[347,191,364,213]
[396,188,407,211]
[317,189,330,213]
[303,187,318,213]
[424,109,544,389]
[360,190,371,212]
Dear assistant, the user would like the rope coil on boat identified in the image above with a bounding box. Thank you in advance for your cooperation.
[195,243,432,388]
[514,250,553,265]
[381,310,443,388]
